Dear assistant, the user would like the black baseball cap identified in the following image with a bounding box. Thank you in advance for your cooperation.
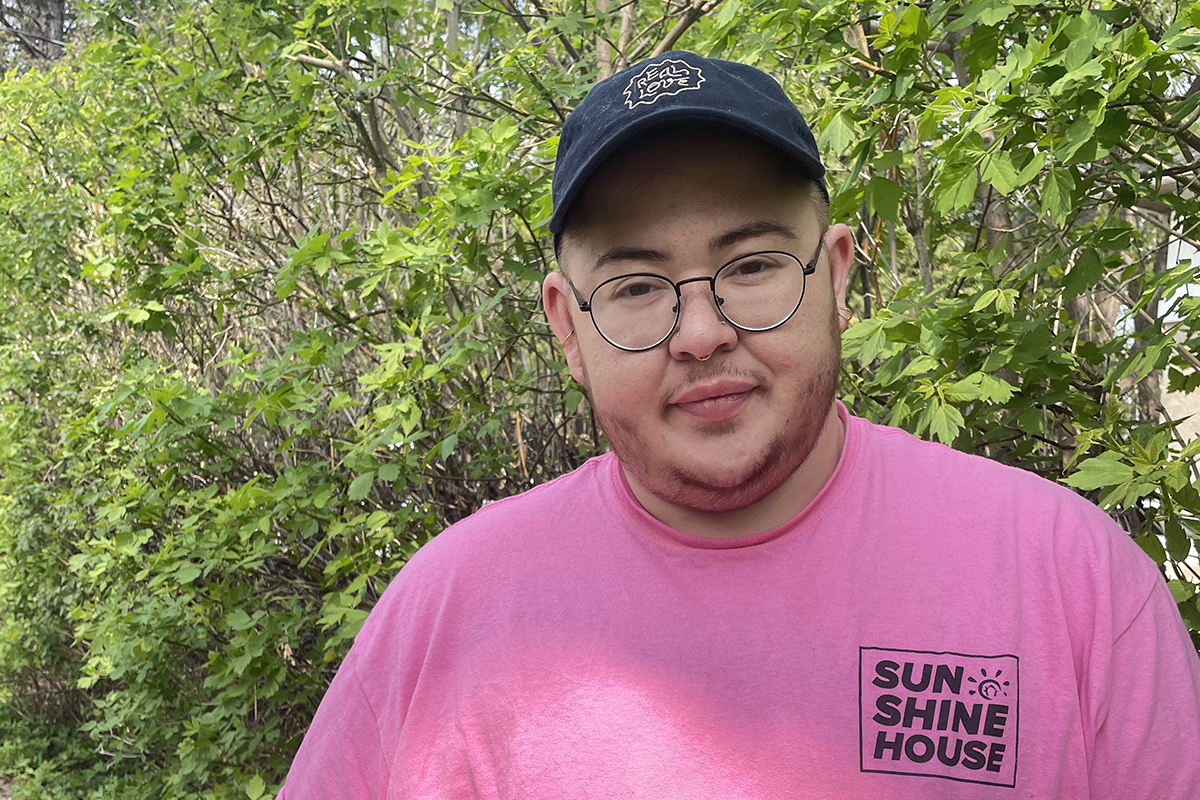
[549,51,827,235]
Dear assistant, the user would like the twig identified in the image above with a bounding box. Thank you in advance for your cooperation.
[651,0,720,57]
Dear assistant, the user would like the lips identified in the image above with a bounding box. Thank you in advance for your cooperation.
[670,379,757,422]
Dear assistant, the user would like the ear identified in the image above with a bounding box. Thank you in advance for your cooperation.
[542,271,587,384]
[823,222,855,314]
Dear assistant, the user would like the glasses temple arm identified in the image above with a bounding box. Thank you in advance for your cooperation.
[803,234,826,275]
[565,277,592,311]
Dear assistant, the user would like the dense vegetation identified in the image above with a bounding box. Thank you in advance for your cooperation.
[0,0,1197,796]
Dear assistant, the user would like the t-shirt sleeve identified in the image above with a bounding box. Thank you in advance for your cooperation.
[1088,568,1200,798]
[275,533,453,799]
[276,647,389,799]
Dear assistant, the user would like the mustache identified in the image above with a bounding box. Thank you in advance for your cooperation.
[665,362,764,398]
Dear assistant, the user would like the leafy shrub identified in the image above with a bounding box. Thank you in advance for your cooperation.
[0,0,1197,797]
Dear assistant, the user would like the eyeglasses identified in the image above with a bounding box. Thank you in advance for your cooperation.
[567,237,824,352]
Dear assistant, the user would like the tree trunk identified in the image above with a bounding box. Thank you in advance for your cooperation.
[2,0,67,61]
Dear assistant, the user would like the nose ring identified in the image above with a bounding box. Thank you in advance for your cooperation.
[696,354,712,362]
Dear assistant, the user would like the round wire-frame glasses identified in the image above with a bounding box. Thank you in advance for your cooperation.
[567,236,825,352]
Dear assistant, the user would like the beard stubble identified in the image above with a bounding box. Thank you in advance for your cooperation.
[583,315,842,515]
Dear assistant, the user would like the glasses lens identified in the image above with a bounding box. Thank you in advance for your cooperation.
[715,252,806,331]
[589,274,678,350]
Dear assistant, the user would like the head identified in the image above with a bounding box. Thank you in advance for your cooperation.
[543,54,854,524]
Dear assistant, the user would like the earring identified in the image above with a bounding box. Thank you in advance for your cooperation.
[838,308,852,326]
[562,330,575,346]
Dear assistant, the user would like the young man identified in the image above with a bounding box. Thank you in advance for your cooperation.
[281,52,1200,798]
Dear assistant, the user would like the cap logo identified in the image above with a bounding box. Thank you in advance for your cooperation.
[623,59,705,109]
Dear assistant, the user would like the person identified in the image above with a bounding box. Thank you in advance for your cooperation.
[279,51,1200,798]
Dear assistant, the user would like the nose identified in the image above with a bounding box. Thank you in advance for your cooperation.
[667,280,738,361]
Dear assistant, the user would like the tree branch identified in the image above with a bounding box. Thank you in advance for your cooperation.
[651,0,720,58]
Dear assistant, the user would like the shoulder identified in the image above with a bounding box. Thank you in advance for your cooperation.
[341,454,620,670]
[842,414,1176,649]
[849,413,1099,511]
[844,413,1159,589]
[411,453,616,565]
[365,453,619,612]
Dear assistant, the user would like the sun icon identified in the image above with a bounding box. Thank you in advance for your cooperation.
[967,668,1010,700]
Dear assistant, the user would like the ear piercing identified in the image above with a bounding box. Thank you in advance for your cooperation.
[562,330,575,345]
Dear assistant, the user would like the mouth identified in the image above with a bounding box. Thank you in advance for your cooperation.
[670,379,757,422]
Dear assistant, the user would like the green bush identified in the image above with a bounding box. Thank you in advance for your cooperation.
[0,0,1197,796]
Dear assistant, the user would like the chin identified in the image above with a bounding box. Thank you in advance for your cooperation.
[650,435,809,513]
[599,379,837,516]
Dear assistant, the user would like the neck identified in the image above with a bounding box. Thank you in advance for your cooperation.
[624,403,846,539]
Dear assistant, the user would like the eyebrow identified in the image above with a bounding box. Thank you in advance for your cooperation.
[709,221,800,252]
[592,246,671,272]
[589,220,801,273]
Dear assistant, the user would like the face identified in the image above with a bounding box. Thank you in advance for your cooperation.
[544,130,853,516]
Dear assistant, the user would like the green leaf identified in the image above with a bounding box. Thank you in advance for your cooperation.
[338,609,370,642]
[1055,116,1100,162]
[1013,150,1046,185]
[1063,248,1104,299]
[981,151,1020,195]
[226,609,254,631]
[866,176,902,223]
[1166,518,1192,562]
[1168,579,1197,605]
[900,354,940,378]
[872,150,904,170]
[714,0,743,28]
[978,373,1016,403]
[970,0,1015,26]
[857,325,889,365]
[934,163,978,215]
[818,111,860,155]
[925,400,964,444]
[348,471,375,501]
[1041,167,1075,227]
[491,117,518,144]
[1135,533,1168,565]
[972,289,1000,313]
[944,373,985,402]
[897,4,931,39]
[176,563,202,585]
[246,775,267,800]
[1063,456,1134,490]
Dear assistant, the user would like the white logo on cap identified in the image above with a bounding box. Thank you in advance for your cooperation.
[623,59,705,109]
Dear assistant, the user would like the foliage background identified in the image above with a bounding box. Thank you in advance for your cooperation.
[0,0,1198,797]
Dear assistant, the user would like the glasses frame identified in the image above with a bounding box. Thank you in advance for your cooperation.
[567,236,825,352]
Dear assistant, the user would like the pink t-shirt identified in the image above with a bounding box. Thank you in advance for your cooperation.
[281,408,1200,798]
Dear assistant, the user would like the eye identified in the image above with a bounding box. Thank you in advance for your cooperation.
[733,259,767,275]
[726,254,785,278]
[602,275,672,302]
[621,281,657,297]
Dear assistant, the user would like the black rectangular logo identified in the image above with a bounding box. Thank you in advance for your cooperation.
[859,646,1019,788]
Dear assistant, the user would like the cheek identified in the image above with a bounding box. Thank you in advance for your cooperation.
[579,351,662,413]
